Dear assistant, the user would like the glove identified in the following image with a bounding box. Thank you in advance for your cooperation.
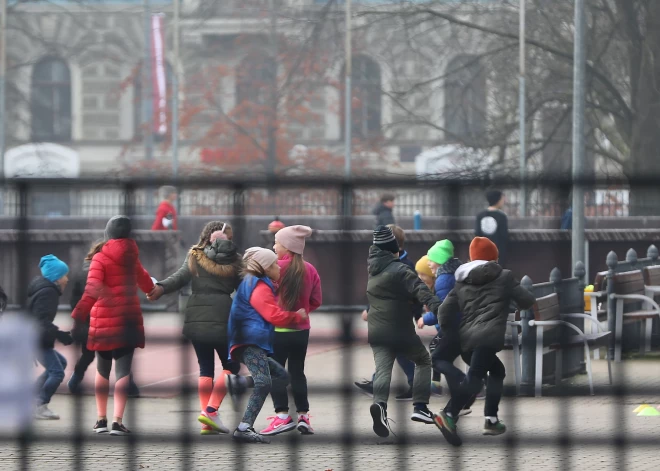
[56,330,74,346]
[71,322,88,344]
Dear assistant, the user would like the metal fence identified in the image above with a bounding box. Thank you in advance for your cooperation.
[0,182,633,218]
[0,175,658,470]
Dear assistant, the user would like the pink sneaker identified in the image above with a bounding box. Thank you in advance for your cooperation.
[260,415,296,436]
[297,415,314,435]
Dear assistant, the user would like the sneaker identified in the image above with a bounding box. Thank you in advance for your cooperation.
[483,419,507,436]
[67,373,83,395]
[233,427,271,444]
[93,419,108,434]
[198,410,230,434]
[395,387,414,401]
[369,403,391,438]
[410,406,435,424]
[354,379,374,397]
[110,422,131,436]
[434,411,462,447]
[430,381,443,397]
[200,424,219,436]
[225,374,244,411]
[35,404,59,420]
[459,408,473,417]
[297,415,314,435]
[260,415,297,436]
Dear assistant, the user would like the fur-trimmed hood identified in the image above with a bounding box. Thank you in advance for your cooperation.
[188,240,242,278]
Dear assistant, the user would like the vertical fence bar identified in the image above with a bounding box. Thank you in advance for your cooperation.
[17,182,29,471]
[340,182,354,471]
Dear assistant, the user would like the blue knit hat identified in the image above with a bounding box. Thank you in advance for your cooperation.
[39,255,69,283]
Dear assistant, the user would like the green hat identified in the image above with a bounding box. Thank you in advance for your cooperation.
[427,240,454,265]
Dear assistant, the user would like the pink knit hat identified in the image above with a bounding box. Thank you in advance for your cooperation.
[275,225,313,255]
[210,224,228,242]
[243,247,278,273]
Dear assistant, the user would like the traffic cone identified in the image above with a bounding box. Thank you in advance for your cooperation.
[637,407,660,417]
[633,404,650,414]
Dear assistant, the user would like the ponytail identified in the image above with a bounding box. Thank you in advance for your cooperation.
[279,254,306,311]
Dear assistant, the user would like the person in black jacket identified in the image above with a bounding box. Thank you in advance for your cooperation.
[0,283,7,312]
[29,255,73,420]
[434,237,535,446]
[475,190,508,265]
[372,194,396,227]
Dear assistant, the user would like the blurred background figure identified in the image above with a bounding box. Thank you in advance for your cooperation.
[152,186,178,231]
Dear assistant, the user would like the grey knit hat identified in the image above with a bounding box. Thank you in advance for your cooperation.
[105,215,132,240]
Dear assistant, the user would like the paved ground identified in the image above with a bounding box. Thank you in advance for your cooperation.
[8,313,660,470]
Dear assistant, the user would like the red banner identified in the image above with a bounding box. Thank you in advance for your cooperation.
[151,14,167,135]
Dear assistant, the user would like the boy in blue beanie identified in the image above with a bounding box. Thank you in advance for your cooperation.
[29,254,73,420]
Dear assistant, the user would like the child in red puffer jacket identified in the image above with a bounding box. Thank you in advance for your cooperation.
[71,215,154,436]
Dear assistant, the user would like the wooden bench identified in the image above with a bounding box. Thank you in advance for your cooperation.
[609,270,660,361]
[529,293,611,396]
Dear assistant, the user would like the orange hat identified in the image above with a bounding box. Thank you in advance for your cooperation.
[469,237,499,262]
[268,220,286,234]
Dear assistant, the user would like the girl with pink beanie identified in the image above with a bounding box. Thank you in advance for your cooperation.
[260,225,322,436]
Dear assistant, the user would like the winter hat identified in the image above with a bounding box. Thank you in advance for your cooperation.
[105,215,132,240]
[40,255,69,283]
[210,224,229,243]
[469,237,499,262]
[428,240,454,265]
[486,190,503,207]
[268,219,286,234]
[275,225,313,255]
[415,255,435,278]
[373,225,399,254]
[243,247,278,273]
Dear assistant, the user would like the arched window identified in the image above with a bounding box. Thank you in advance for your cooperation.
[444,55,487,142]
[342,55,381,139]
[31,57,72,142]
[133,61,174,140]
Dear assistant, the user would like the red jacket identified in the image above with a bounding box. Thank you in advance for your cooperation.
[151,201,177,231]
[71,239,154,351]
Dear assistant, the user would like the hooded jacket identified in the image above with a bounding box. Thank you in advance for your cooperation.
[158,239,243,344]
[372,203,395,227]
[366,245,441,348]
[28,276,64,349]
[423,257,462,330]
[71,238,154,351]
[437,260,535,352]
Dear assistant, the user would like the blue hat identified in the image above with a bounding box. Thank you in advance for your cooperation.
[39,255,69,283]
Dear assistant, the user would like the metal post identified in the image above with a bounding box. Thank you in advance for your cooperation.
[571,0,586,270]
[520,275,535,395]
[344,0,352,180]
[518,0,526,217]
[266,0,278,178]
[172,0,179,182]
[0,0,5,179]
[143,0,154,214]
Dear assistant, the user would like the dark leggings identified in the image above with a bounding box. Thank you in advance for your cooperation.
[236,346,289,426]
[271,330,310,413]
[192,341,240,377]
[96,348,135,380]
[74,344,96,377]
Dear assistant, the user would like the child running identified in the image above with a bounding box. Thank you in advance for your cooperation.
[29,255,73,420]
[71,216,155,436]
[366,226,442,438]
[418,240,475,415]
[434,237,535,446]
[262,225,321,436]
[148,221,243,435]
[227,247,308,444]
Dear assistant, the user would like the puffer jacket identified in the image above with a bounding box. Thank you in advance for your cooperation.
[28,276,64,349]
[366,245,441,348]
[70,260,91,344]
[423,257,462,331]
[158,239,243,344]
[71,238,154,351]
[437,260,536,352]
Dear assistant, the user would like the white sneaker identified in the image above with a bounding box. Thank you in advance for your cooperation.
[198,410,230,434]
[35,404,60,420]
